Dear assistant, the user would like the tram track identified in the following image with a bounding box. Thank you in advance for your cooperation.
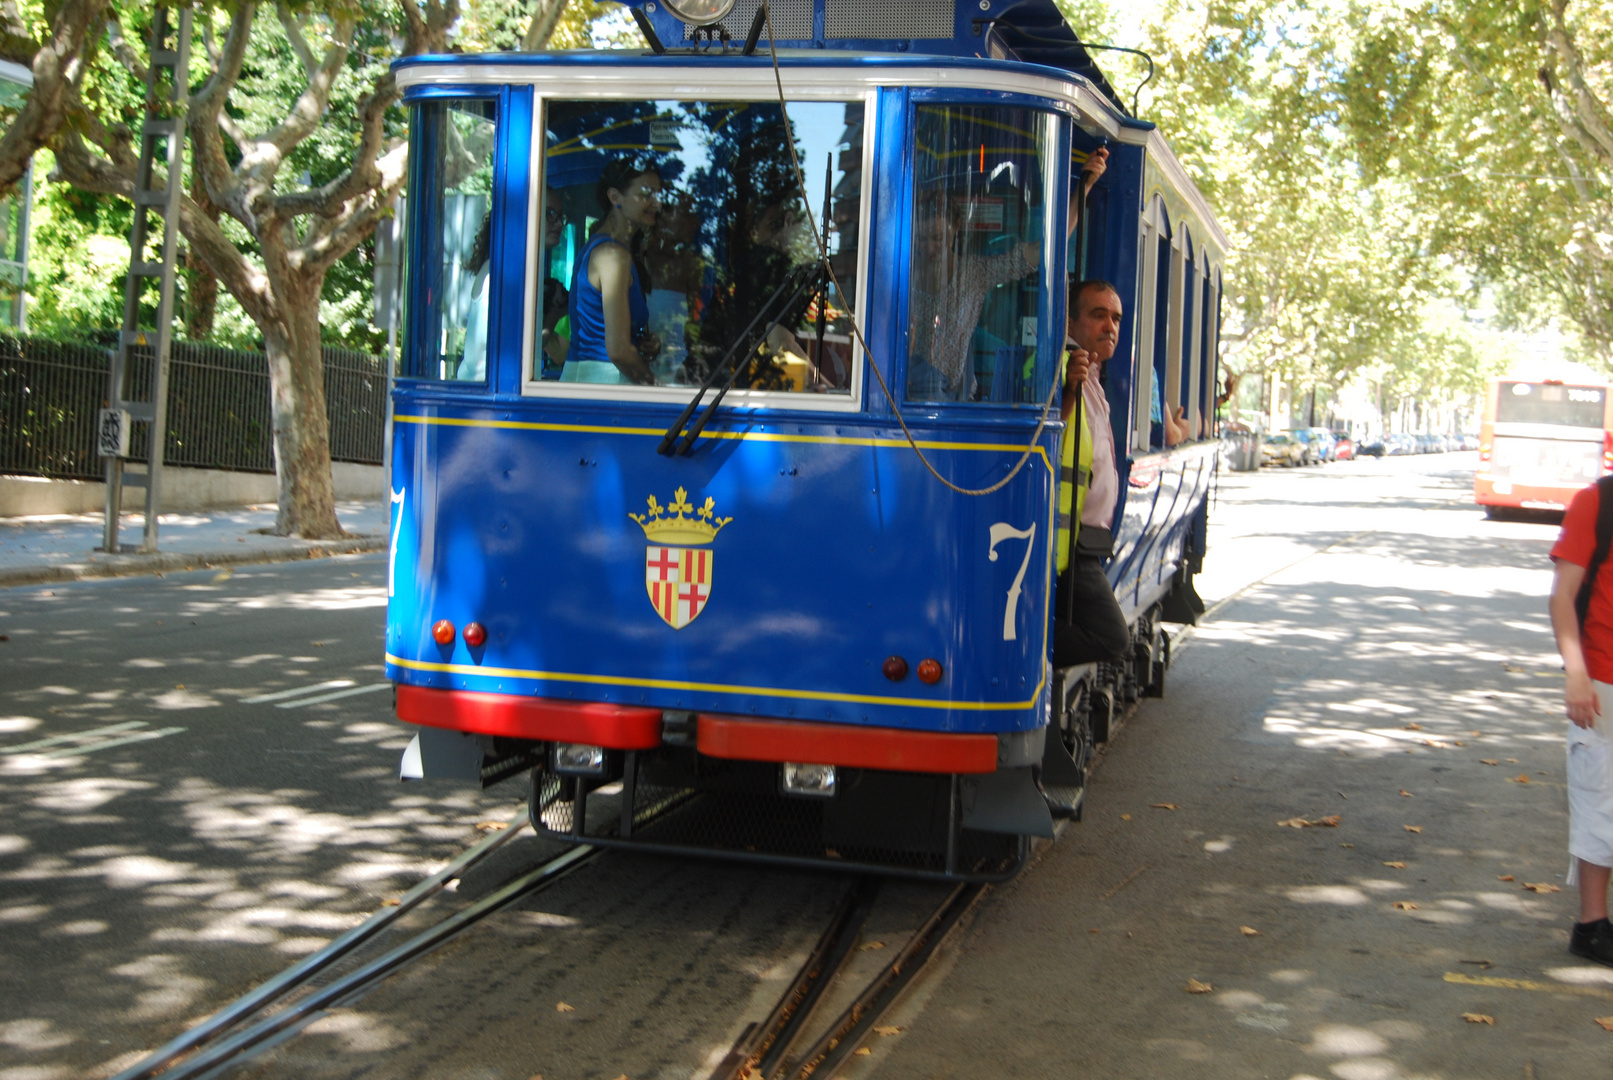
[109,819,596,1080]
[709,878,989,1080]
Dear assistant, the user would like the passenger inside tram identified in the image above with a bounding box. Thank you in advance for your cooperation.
[905,116,1106,404]
[540,98,864,395]
[561,157,664,385]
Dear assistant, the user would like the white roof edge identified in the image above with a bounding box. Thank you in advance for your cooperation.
[394,61,1127,139]
[1145,128,1229,256]
[0,59,33,87]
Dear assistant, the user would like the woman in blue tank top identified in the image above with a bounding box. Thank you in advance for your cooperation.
[563,159,663,385]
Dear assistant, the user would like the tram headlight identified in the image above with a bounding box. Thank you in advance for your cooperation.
[781,762,836,798]
[552,742,607,775]
[659,0,737,26]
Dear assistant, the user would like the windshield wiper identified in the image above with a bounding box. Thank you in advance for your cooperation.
[658,261,825,456]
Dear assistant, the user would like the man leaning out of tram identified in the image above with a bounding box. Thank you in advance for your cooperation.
[1052,279,1130,667]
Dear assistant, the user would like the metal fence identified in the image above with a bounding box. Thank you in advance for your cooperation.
[0,335,386,481]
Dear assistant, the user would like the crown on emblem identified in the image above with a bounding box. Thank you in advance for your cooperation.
[629,487,732,546]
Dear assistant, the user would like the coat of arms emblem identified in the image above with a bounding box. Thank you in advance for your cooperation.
[629,487,731,630]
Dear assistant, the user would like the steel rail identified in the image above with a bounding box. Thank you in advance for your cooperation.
[110,819,531,1080]
[706,877,881,1080]
[779,882,986,1080]
[140,843,599,1080]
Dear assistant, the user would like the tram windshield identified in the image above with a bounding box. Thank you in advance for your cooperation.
[537,99,863,394]
[907,105,1059,405]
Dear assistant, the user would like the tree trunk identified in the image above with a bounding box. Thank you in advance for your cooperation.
[262,271,343,539]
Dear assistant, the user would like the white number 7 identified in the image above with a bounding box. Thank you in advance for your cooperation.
[988,522,1037,642]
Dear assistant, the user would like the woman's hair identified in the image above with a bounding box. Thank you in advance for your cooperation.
[596,157,660,216]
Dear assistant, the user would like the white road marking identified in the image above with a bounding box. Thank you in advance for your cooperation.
[2,721,150,754]
[275,683,391,709]
[44,728,187,758]
[243,680,355,704]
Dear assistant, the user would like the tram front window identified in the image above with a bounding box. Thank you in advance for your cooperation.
[538,99,864,393]
[407,98,498,383]
[907,105,1059,405]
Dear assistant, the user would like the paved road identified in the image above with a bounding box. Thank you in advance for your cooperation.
[0,555,518,1078]
[4,452,1600,1080]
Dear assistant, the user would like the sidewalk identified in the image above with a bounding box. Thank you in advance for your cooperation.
[0,499,388,588]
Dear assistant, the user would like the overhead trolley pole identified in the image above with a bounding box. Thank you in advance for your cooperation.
[100,6,191,554]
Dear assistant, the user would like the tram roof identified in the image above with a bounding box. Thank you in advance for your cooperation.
[393,0,1136,118]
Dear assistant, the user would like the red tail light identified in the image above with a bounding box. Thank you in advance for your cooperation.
[462,622,487,647]
[916,658,943,685]
[431,620,456,645]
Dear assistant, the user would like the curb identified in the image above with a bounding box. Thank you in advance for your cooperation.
[0,536,388,589]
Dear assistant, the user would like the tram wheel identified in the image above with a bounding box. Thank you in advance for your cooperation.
[1090,686,1115,745]
[1143,630,1170,698]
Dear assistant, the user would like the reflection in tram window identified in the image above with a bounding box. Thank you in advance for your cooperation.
[407,98,497,382]
[539,99,864,393]
[907,105,1059,405]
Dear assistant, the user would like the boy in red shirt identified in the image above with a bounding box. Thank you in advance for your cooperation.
[1549,481,1613,965]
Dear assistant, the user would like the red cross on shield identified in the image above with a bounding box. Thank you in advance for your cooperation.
[645,545,714,629]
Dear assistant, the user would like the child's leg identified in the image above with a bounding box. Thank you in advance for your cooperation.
[1580,860,1611,923]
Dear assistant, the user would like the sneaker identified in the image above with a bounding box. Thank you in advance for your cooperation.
[1569,918,1613,967]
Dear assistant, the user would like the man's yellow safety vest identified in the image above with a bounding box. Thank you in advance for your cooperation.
[1055,400,1094,575]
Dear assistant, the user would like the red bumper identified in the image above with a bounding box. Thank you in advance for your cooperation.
[394,686,1000,774]
[394,685,663,749]
[697,713,998,774]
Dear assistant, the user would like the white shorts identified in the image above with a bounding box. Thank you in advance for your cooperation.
[1567,680,1613,876]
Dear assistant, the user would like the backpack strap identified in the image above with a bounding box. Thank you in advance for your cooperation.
[1574,474,1613,631]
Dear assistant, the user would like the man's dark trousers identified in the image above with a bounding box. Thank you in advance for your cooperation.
[1052,526,1130,666]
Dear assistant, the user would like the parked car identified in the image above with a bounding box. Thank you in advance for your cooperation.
[1283,428,1322,465]
[1306,428,1339,462]
[1387,434,1416,455]
[1262,432,1307,467]
[1458,433,1479,451]
[1334,435,1355,461]
[1355,436,1385,457]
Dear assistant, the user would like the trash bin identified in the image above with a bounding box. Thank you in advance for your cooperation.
[1223,427,1260,471]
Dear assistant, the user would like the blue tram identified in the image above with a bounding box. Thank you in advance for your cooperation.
[388,0,1227,880]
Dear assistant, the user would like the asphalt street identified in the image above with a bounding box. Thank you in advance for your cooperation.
[1,451,1600,1080]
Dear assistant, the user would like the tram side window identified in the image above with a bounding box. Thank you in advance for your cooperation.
[537,98,864,393]
[407,99,498,382]
[907,105,1059,405]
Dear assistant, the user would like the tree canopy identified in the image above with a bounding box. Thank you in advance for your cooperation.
[1064,0,1611,426]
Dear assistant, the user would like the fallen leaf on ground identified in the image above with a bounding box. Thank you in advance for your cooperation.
[1510,774,1531,784]
[1481,759,1500,766]
[853,1048,872,1057]
[1277,815,1341,828]
[1595,1017,1613,1032]
[1088,928,1099,934]
[873,1026,902,1036]
[1507,758,1520,763]
[528,1075,544,1080]
[1498,875,1514,881]
[1393,901,1419,910]
[174,683,186,690]
[381,898,401,907]
[1151,803,1180,810]
[1339,843,1355,849]
[1383,861,1408,869]
[1462,1013,1496,1025]
[1522,882,1561,893]
[1185,978,1213,993]
[556,1003,575,1013]
[1404,825,1423,833]
[476,821,509,831]
[1120,814,1131,821]
[1470,731,1483,736]
[1404,723,1422,730]
[1400,789,1414,797]
[859,941,886,950]
[1240,926,1261,936]
[1454,741,1466,747]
